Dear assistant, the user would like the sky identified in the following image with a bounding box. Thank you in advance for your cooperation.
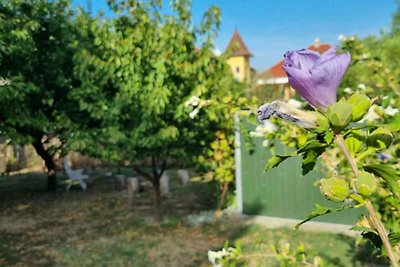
[73,0,398,71]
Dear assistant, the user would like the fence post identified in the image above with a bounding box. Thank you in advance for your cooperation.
[234,113,243,213]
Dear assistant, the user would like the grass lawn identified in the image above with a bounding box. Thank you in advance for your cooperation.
[0,170,387,266]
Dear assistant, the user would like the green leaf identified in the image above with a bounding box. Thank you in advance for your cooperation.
[324,132,334,144]
[296,140,327,175]
[294,204,345,231]
[297,140,327,154]
[385,114,400,132]
[364,164,400,195]
[389,232,400,246]
[350,225,378,235]
[301,150,319,175]
[264,154,294,171]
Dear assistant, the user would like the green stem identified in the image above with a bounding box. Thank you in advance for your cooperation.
[335,134,398,266]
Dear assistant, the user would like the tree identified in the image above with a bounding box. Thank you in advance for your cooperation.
[72,0,251,219]
[0,0,83,190]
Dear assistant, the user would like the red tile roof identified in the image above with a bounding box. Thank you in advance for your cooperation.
[257,43,331,80]
[225,31,253,57]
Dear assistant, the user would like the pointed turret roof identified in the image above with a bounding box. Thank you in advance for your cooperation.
[225,31,253,57]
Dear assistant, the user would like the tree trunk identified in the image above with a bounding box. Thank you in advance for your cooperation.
[133,163,164,222]
[152,178,161,222]
[32,139,57,191]
[218,182,229,211]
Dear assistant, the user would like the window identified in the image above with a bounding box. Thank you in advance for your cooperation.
[236,67,240,73]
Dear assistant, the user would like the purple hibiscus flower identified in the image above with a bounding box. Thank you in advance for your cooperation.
[282,46,351,111]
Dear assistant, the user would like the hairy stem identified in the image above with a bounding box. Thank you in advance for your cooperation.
[335,134,398,266]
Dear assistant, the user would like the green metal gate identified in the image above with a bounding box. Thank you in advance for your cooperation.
[235,117,364,225]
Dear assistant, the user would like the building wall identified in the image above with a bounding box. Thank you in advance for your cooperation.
[227,56,250,82]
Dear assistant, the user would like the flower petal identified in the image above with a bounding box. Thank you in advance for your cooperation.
[309,52,351,107]
[282,65,326,109]
[314,46,338,66]
[284,49,320,70]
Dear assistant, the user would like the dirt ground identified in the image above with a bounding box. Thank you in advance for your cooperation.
[0,171,248,267]
[0,171,385,267]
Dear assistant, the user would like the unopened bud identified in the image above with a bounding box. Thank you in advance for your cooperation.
[327,99,353,129]
[356,171,378,197]
[320,177,350,202]
[347,94,371,121]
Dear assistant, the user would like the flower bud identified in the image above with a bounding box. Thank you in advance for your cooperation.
[366,127,393,149]
[347,94,371,121]
[326,99,353,129]
[311,111,330,133]
[320,177,350,202]
[356,171,378,197]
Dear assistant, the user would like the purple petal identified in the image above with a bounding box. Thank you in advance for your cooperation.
[314,46,338,66]
[284,49,320,70]
[282,66,327,109]
[283,47,351,111]
[310,52,351,107]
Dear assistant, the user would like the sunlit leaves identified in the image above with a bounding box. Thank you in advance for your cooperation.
[294,204,345,231]
[364,164,400,195]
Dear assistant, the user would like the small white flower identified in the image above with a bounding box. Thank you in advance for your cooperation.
[189,108,199,119]
[262,139,269,147]
[360,105,380,122]
[343,87,353,94]
[213,48,222,57]
[357,83,366,90]
[287,98,302,109]
[383,106,399,116]
[250,121,277,137]
[207,247,236,267]
[0,77,10,86]
[208,250,222,267]
[338,34,346,41]
[263,120,277,132]
[184,96,201,108]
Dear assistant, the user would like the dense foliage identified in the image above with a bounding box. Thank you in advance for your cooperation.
[0,0,86,189]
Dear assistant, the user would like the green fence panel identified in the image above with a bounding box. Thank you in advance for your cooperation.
[239,122,364,225]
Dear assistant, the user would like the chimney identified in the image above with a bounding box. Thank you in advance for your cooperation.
[314,38,320,48]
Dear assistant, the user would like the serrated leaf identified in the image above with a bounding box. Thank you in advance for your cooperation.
[297,140,327,154]
[301,150,320,175]
[324,132,334,144]
[264,154,294,171]
[350,226,378,235]
[294,204,345,231]
[389,232,400,246]
[364,164,400,195]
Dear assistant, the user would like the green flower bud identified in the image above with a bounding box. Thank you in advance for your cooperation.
[356,171,378,197]
[311,111,330,133]
[327,99,353,129]
[320,177,350,202]
[347,94,371,121]
[366,127,393,149]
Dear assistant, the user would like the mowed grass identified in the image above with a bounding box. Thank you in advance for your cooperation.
[0,170,385,267]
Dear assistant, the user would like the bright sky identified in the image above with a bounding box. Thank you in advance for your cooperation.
[73,0,398,71]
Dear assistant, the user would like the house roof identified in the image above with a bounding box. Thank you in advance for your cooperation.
[224,31,253,57]
[257,42,331,80]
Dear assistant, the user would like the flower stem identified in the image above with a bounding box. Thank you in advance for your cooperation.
[335,134,398,266]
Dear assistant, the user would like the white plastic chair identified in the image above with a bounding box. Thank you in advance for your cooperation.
[63,158,88,191]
